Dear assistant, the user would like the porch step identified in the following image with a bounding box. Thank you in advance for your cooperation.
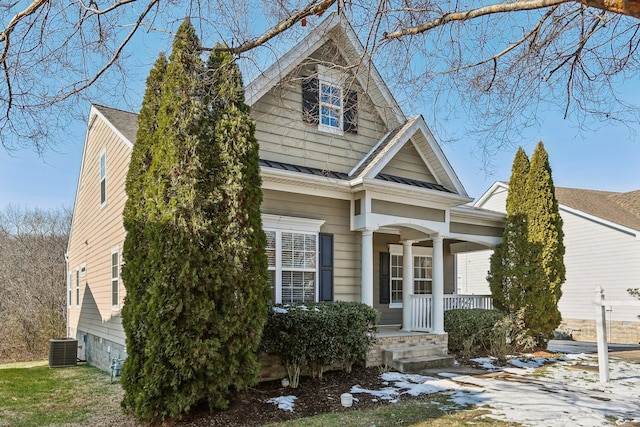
[382,344,454,373]
[392,355,455,372]
[382,344,447,365]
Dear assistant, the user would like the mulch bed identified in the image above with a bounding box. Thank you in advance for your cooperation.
[177,366,397,426]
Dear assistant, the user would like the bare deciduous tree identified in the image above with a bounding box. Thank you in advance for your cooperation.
[0,205,70,363]
[2,0,639,154]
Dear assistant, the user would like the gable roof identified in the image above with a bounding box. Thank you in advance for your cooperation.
[555,187,640,232]
[349,115,468,196]
[476,181,640,235]
[244,12,405,130]
[92,104,138,146]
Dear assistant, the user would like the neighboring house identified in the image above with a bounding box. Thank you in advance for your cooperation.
[458,181,640,344]
[66,14,504,371]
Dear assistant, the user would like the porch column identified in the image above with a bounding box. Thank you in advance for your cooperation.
[432,235,445,333]
[361,229,374,307]
[401,240,414,331]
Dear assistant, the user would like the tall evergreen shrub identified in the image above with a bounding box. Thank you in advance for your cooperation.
[121,20,269,422]
[487,145,561,346]
[525,141,565,340]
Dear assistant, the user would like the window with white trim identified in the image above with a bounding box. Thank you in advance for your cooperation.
[390,254,403,306]
[389,245,433,307]
[319,81,342,131]
[76,267,80,307]
[263,214,325,303]
[67,271,72,308]
[111,248,119,310]
[99,150,107,207]
[318,66,343,135]
[413,256,433,294]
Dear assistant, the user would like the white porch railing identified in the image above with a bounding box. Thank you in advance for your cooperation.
[409,294,493,332]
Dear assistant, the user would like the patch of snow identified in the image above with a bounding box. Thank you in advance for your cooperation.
[267,395,297,412]
[349,350,640,426]
[272,306,288,314]
[350,384,400,402]
[471,357,499,370]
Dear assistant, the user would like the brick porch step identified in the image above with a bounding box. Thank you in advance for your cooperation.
[383,344,454,373]
[391,354,455,372]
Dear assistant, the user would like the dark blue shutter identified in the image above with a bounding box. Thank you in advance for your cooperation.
[318,233,334,301]
[379,252,390,304]
[343,89,358,133]
[302,77,319,124]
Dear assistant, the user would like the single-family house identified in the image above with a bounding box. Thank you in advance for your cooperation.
[458,181,640,344]
[66,13,505,372]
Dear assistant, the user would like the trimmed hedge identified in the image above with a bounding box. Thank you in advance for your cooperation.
[444,309,506,353]
[260,302,378,387]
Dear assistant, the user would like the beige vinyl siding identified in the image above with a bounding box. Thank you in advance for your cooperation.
[67,115,130,345]
[252,46,388,174]
[380,142,436,183]
[371,199,445,222]
[261,189,360,302]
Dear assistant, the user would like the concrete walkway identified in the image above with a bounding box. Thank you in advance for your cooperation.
[548,339,640,361]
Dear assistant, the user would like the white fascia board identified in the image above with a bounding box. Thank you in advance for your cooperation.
[261,166,352,200]
[245,14,339,107]
[356,177,472,208]
[334,18,405,127]
[348,129,392,177]
[245,13,406,129]
[262,214,325,232]
[66,111,99,257]
[90,105,134,148]
[559,205,640,240]
[450,205,506,225]
[473,181,508,208]
[364,116,419,179]
[412,115,468,197]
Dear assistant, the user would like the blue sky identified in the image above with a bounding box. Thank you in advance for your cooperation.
[1,13,640,211]
[2,104,638,212]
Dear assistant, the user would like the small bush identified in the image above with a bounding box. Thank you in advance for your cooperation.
[260,302,378,387]
[444,309,506,354]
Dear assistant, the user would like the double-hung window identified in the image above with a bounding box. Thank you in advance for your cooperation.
[67,271,72,308]
[263,214,325,303]
[111,248,119,310]
[319,80,342,131]
[302,65,358,134]
[388,245,433,307]
[99,150,107,207]
[76,268,80,307]
[317,65,343,135]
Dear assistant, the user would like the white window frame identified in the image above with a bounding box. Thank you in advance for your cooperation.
[317,65,344,136]
[111,247,120,311]
[79,262,86,277]
[388,245,433,308]
[76,267,80,307]
[263,214,325,304]
[99,149,107,208]
[67,271,72,308]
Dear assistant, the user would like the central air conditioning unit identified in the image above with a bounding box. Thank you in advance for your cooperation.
[49,338,78,368]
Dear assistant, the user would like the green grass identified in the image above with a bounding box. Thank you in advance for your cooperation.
[266,394,517,427]
[0,362,123,427]
[0,362,517,427]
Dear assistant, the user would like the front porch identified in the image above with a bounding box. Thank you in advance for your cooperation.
[367,294,492,372]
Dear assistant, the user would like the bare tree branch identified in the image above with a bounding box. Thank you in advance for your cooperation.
[382,0,570,40]
[216,0,337,54]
